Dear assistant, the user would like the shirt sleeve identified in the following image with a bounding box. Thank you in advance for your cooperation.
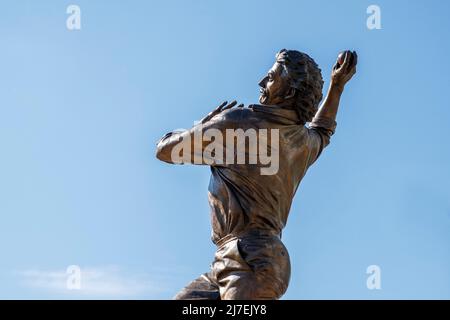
[306,115,337,166]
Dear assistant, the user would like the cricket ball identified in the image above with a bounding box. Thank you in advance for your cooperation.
[337,52,346,65]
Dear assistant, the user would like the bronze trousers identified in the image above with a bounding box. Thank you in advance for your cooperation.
[174,234,291,300]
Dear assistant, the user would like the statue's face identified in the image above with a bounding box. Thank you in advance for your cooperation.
[258,62,292,106]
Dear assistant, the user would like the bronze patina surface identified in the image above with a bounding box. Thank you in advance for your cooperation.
[156,49,357,299]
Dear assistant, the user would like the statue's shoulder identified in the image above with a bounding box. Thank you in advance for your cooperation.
[219,104,255,121]
[213,104,273,128]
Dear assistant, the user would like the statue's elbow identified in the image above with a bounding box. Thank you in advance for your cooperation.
[155,144,174,164]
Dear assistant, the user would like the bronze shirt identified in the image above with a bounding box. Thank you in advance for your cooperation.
[156,104,336,245]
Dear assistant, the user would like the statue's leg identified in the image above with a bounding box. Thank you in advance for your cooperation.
[213,236,291,300]
[173,272,220,300]
[216,262,283,300]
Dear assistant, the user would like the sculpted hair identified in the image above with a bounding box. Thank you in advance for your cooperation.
[275,49,324,123]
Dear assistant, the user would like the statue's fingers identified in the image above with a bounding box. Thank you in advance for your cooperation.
[342,50,351,70]
[344,66,356,82]
[203,103,224,123]
[202,114,213,123]
[218,101,228,109]
[237,104,244,108]
[221,100,237,111]
[209,100,228,117]
[352,51,358,67]
[332,61,340,71]
[347,51,357,71]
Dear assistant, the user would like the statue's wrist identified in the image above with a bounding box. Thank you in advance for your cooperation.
[330,80,345,94]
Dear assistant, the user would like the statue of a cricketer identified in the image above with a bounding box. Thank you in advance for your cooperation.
[156,49,357,299]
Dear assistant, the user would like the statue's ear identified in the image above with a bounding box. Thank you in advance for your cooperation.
[285,87,296,100]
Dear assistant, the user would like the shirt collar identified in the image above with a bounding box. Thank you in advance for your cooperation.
[248,104,301,124]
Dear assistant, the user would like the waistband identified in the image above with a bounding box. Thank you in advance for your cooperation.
[215,230,281,248]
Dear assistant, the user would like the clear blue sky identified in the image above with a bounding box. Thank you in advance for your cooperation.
[0,0,449,299]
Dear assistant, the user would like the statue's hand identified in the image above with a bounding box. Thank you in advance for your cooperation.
[331,50,357,90]
[200,100,244,124]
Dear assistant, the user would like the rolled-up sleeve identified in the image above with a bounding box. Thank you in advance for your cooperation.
[306,115,337,165]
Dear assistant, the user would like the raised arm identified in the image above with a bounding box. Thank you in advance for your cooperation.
[306,51,357,163]
[313,50,357,125]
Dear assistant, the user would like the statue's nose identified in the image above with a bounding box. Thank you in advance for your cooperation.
[258,77,268,87]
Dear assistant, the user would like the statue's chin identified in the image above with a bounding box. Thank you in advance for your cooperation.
[259,95,268,105]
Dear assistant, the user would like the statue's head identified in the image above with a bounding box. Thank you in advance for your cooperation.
[259,49,324,123]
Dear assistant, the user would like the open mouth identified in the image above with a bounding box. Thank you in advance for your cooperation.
[259,89,268,104]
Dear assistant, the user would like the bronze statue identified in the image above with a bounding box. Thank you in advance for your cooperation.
[156,49,357,299]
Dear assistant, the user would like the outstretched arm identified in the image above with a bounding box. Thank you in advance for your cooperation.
[313,50,358,124]
[306,51,357,164]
